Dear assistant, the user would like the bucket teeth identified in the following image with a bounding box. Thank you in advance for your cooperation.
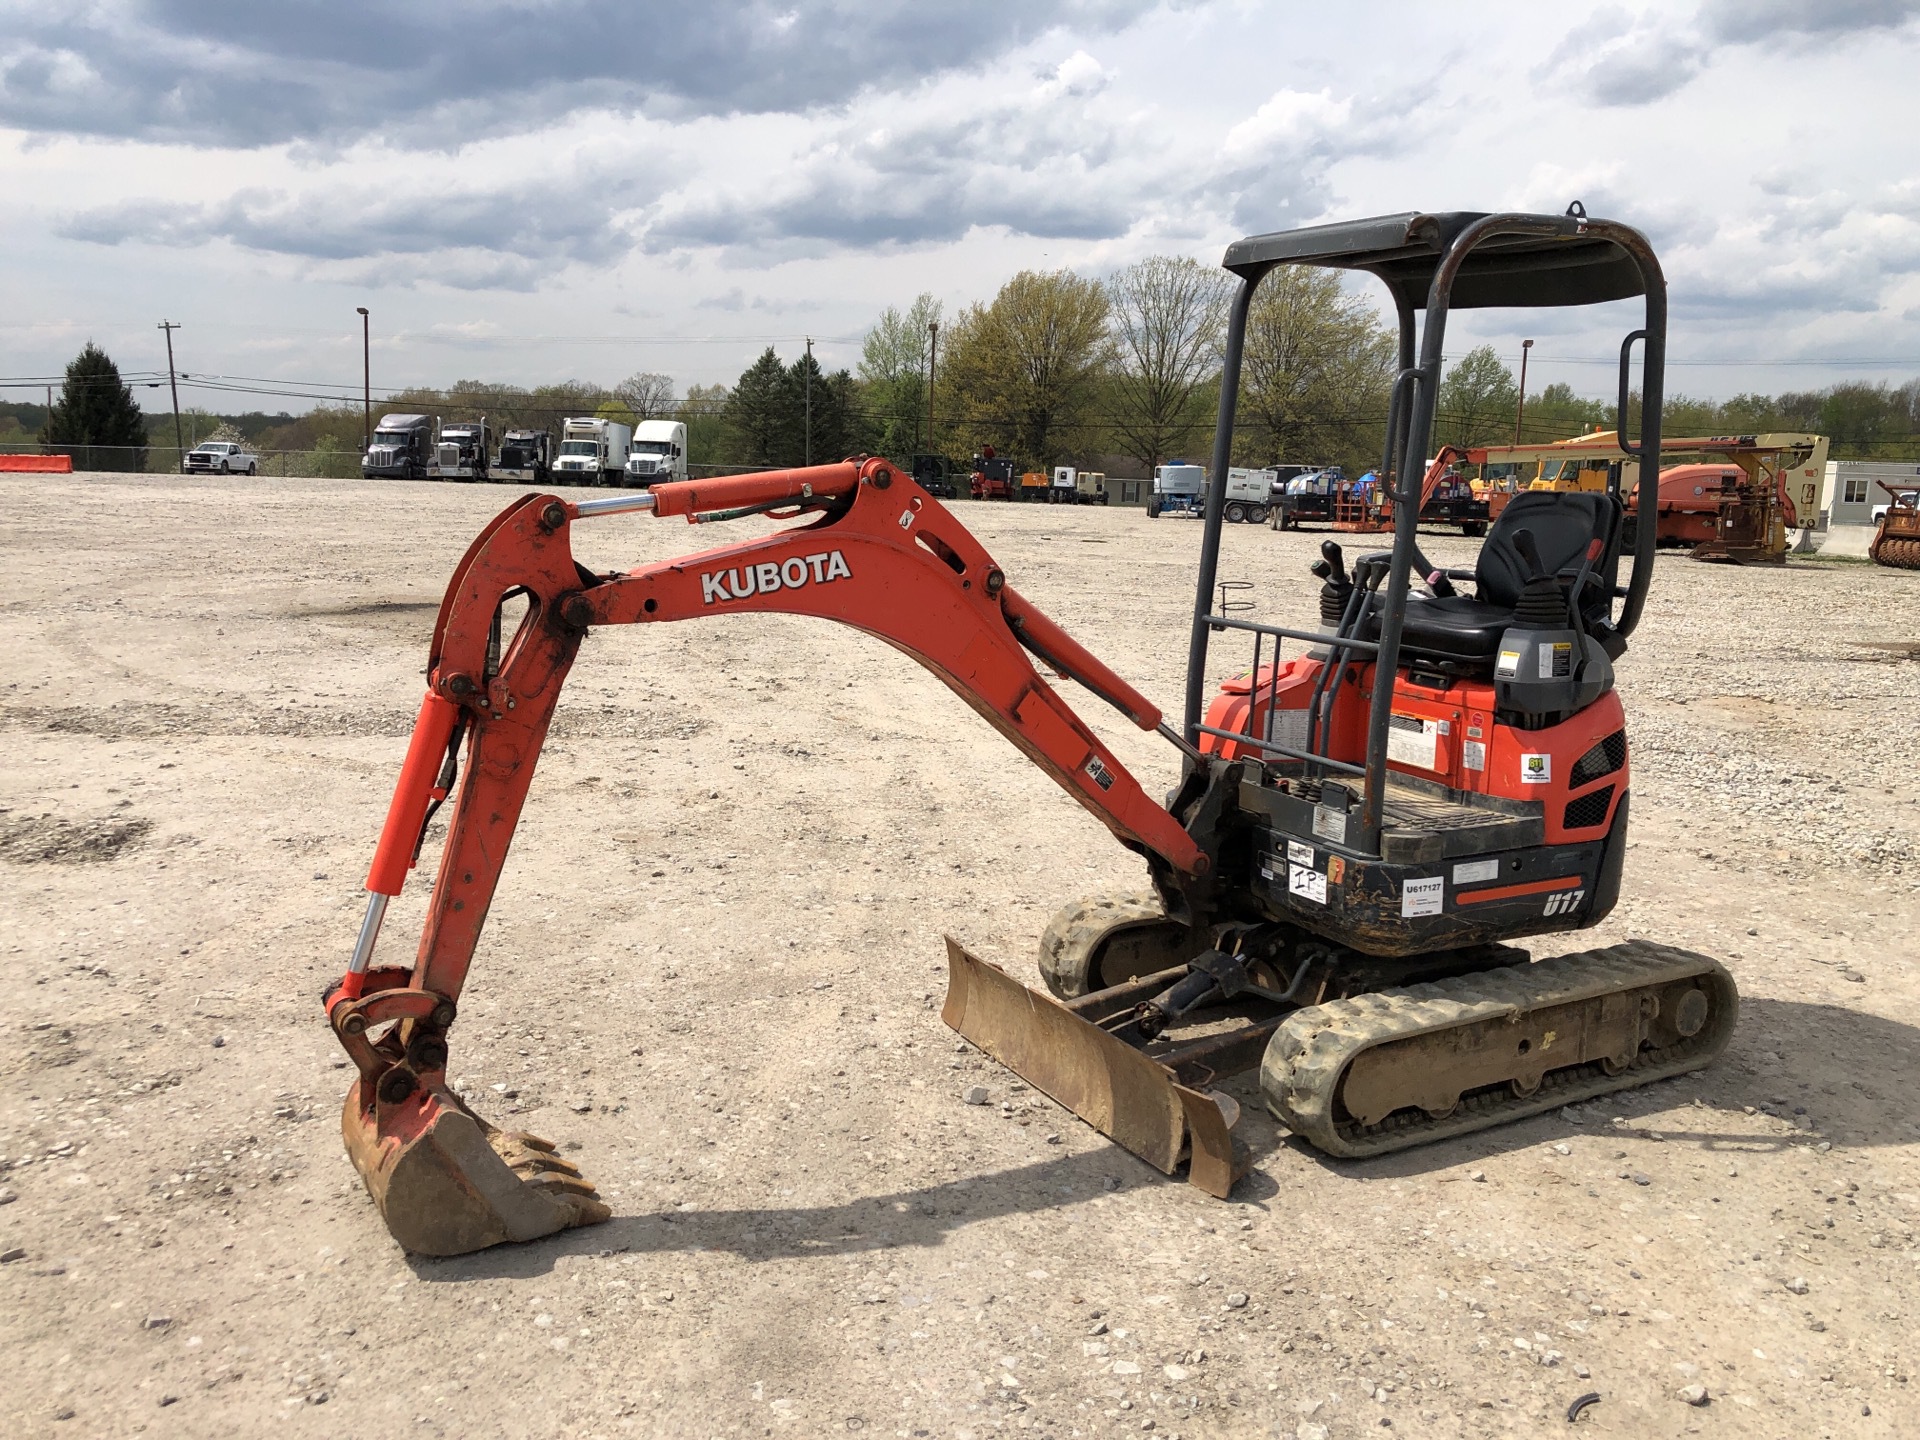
[342,1078,611,1256]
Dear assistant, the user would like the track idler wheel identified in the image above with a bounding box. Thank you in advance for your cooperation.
[1037,892,1209,999]
[341,1075,610,1256]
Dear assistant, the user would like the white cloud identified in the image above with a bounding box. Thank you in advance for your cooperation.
[5,1,1920,402]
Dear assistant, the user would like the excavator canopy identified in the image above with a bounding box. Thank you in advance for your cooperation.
[1223,210,1648,309]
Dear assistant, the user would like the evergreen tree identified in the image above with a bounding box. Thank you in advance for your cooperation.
[787,350,866,466]
[723,348,794,467]
[43,342,148,471]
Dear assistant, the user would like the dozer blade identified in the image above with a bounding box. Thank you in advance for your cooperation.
[342,1077,611,1256]
[941,937,1242,1197]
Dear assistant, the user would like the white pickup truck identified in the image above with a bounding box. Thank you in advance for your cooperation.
[184,440,259,475]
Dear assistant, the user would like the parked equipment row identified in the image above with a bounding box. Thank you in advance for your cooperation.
[360,414,688,487]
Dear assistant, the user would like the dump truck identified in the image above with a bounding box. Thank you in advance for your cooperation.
[324,206,1736,1259]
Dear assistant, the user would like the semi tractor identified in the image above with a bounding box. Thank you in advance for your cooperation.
[361,414,434,481]
[622,420,688,486]
[494,430,552,484]
[553,418,632,487]
[431,421,491,482]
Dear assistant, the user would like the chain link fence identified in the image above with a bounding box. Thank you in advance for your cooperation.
[2,442,372,479]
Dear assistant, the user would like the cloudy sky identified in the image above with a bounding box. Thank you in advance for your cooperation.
[4,0,1919,414]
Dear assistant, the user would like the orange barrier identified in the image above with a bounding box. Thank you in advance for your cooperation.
[0,454,74,473]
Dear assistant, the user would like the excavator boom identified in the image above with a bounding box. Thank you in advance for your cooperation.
[327,458,1213,1253]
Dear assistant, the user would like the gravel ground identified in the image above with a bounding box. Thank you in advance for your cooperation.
[1,472,1916,1440]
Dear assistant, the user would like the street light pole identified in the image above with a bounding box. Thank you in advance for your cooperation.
[1513,338,1533,444]
[158,320,184,471]
[926,321,938,454]
[356,307,371,451]
[803,336,814,467]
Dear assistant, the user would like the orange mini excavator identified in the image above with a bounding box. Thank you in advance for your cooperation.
[327,208,1737,1255]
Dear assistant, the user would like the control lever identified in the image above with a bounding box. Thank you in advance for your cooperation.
[1318,539,1349,586]
[1512,527,1548,582]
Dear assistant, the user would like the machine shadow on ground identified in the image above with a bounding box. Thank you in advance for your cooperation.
[407,999,1919,1284]
[407,1146,1190,1283]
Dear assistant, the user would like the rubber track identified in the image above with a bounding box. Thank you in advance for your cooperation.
[1261,940,1738,1159]
[1036,891,1167,999]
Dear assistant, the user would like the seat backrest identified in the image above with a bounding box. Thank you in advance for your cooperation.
[1475,489,1620,614]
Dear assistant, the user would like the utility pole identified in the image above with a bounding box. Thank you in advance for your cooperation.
[927,321,938,454]
[804,336,813,467]
[1513,338,1533,444]
[356,307,371,451]
[158,320,185,471]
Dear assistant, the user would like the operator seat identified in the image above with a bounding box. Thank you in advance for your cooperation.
[1370,490,1623,664]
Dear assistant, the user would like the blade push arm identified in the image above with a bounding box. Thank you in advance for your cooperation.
[330,456,1206,1053]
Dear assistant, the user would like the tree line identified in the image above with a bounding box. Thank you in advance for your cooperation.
[16,269,1920,479]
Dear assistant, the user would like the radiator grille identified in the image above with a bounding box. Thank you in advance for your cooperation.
[1563,784,1616,831]
[1569,730,1628,789]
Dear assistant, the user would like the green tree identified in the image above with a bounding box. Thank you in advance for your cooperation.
[1104,255,1229,473]
[1236,268,1395,471]
[1518,381,1608,443]
[858,294,942,459]
[788,349,865,466]
[941,269,1111,466]
[43,342,148,471]
[678,382,728,472]
[723,348,794,467]
[1434,344,1519,450]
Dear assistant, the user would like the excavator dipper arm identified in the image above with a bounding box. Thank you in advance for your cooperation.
[327,457,1211,1253]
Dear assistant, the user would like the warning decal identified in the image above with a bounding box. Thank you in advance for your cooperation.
[1289,865,1328,905]
[1520,753,1551,785]
[1539,642,1573,680]
[1386,714,1440,771]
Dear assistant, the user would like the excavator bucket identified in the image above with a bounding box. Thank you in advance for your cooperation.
[940,938,1242,1197]
[340,1077,610,1257]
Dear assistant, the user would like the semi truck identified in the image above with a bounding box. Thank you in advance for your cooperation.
[493,429,552,484]
[431,421,491,482]
[622,419,688,486]
[361,414,433,481]
[553,417,632,487]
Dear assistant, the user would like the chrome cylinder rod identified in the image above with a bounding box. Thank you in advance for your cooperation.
[571,492,660,519]
[347,893,390,975]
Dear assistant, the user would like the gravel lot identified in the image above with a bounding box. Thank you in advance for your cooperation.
[2,472,1917,1439]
